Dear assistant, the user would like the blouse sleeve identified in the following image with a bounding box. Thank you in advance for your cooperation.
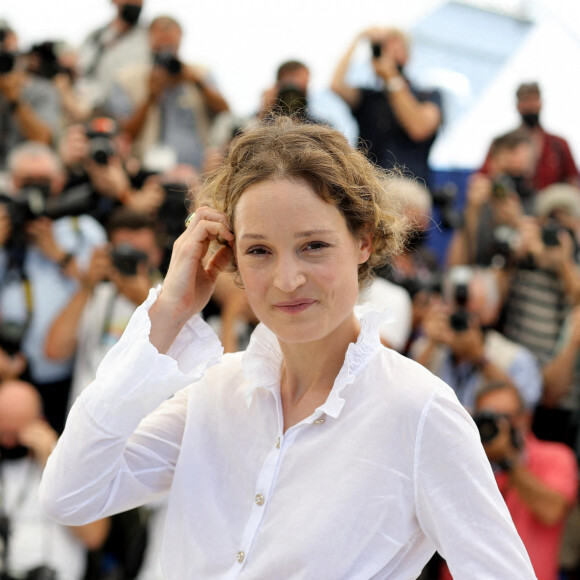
[414,386,537,579]
[39,287,224,525]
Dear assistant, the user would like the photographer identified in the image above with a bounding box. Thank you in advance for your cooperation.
[45,208,163,407]
[453,381,577,580]
[106,15,229,171]
[0,142,106,433]
[498,184,580,370]
[77,0,149,111]
[411,266,541,413]
[446,130,535,268]
[0,379,109,580]
[480,82,579,191]
[331,27,441,187]
[259,60,316,123]
[0,22,61,170]
[57,117,167,226]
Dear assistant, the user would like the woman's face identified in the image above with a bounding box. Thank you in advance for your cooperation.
[234,178,371,346]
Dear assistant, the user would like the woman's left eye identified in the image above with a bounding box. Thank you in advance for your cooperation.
[304,241,330,251]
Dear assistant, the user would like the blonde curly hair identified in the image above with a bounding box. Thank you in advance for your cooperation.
[197,117,409,287]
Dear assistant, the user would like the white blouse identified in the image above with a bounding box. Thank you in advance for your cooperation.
[40,288,536,579]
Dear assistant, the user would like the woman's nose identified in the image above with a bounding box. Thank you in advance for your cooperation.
[273,255,306,292]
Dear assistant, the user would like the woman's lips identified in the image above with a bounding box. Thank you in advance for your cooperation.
[274,299,316,314]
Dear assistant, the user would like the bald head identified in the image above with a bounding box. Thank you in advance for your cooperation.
[0,380,42,448]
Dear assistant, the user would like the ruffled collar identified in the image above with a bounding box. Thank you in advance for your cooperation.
[242,306,393,418]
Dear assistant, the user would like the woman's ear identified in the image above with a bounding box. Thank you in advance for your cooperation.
[357,230,373,264]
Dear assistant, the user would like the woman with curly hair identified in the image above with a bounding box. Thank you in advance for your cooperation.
[40,118,534,579]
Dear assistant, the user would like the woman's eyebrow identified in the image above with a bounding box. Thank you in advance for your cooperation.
[239,229,335,241]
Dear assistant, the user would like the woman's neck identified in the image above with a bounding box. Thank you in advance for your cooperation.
[277,313,360,428]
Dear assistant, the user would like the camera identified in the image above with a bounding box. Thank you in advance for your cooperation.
[491,175,515,200]
[86,117,118,165]
[28,41,61,80]
[472,409,522,451]
[0,320,26,355]
[0,27,16,75]
[153,50,182,76]
[275,83,308,117]
[447,267,471,332]
[371,42,382,59]
[110,244,148,276]
[541,219,563,247]
[431,183,460,229]
[1,184,96,229]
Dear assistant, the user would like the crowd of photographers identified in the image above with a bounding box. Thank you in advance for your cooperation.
[1,1,580,578]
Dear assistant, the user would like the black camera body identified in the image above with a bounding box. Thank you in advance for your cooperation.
[0,320,26,355]
[28,41,61,80]
[86,117,118,165]
[541,219,563,247]
[154,51,182,75]
[1,185,96,229]
[110,244,148,276]
[449,275,470,332]
[0,27,16,75]
[473,409,522,450]
[371,42,382,59]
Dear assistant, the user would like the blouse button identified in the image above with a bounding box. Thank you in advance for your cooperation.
[314,417,326,424]
[236,551,245,563]
[275,437,281,448]
[255,494,265,506]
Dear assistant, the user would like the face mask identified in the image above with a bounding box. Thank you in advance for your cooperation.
[521,113,540,128]
[0,444,29,462]
[119,3,142,26]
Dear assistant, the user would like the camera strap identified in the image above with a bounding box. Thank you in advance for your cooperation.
[0,271,34,347]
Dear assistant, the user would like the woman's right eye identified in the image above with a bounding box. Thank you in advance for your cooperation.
[246,246,270,255]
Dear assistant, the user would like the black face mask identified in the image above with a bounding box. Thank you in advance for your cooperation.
[0,444,29,462]
[119,3,142,26]
[521,113,540,128]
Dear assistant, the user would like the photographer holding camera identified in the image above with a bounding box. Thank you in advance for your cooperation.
[0,380,109,580]
[331,27,441,187]
[447,129,535,268]
[45,208,163,408]
[411,266,541,413]
[106,15,229,172]
[0,22,61,171]
[448,381,578,580]
[0,142,106,433]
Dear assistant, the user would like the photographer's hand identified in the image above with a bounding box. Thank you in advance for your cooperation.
[18,418,58,468]
[0,205,12,247]
[125,175,165,215]
[58,123,90,171]
[149,206,234,353]
[26,218,76,274]
[86,156,133,203]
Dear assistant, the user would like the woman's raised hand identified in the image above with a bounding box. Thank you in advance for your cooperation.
[149,207,234,353]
